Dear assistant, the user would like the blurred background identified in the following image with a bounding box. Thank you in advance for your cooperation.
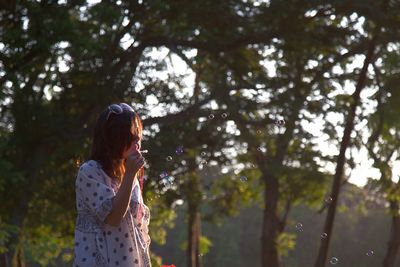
[1,0,400,267]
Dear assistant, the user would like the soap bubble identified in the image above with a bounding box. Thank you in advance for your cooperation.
[143,159,150,168]
[295,223,303,232]
[208,114,214,119]
[321,233,328,239]
[201,152,206,157]
[175,146,184,155]
[159,171,174,186]
[257,130,262,135]
[166,156,173,161]
[325,196,333,204]
[330,257,338,264]
[366,250,374,256]
[275,119,285,126]
[257,146,266,153]
[221,113,228,118]
[240,176,247,182]
[160,171,169,179]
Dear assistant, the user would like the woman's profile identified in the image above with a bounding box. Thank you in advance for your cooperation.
[73,103,151,267]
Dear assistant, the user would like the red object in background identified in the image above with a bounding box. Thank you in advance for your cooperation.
[162,265,176,267]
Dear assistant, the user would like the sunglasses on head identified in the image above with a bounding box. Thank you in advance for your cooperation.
[105,103,135,121]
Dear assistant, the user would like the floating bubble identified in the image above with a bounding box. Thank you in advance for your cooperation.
[240,176,247,182]
[366,250,374,256]
[164,178,174,186]
[201,152,206,157]
[295,223,303,232]
[175,146,184,155]
[325,196,333,204]
[221,113,228,118]
[160,172,174,187]
[275,119,285,126]
[208,114,214,119]
[257,130,262,135]
[321,232,328,239]
[330,257,338,265]
[144,160,150,168]
[257,146,266,153]
[160,171,169,179]
[166,156,173,161]
[217,126,222,131]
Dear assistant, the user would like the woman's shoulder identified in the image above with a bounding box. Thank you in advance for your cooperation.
[78,160,104,178]
[79,160,119,188]
[78,160,95,171]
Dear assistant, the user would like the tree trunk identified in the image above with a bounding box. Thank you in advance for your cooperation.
[3,193,29,267]
[261,175,281,267]
[187,208,201,267]
[12,241,26,267]
[383,201,400,267]
[313,36,377,267]
[0,253,10,267]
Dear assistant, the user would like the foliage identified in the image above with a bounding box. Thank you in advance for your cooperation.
[0,219,19,254]
[22,225,73,267]
[276,232,296,257]
[1,0,400,266]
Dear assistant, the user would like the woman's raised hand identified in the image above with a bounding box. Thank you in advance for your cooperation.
[124,144,145,180]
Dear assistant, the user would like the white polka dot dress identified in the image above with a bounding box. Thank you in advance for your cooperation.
[73,160,152,267]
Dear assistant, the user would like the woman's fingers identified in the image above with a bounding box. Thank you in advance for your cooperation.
[132,156,144,169]
[128,151,142,161]
[136,158,145,168]
[124,151,145,178]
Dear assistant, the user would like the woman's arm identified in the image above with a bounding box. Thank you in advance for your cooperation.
[105,143,144,227]
[104,174,136,227]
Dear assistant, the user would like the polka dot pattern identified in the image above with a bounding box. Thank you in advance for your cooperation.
[74,160,152,267]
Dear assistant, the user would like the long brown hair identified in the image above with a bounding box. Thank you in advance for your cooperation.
[89,103,144,188]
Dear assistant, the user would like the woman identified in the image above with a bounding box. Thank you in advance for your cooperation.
[73,103,151,267]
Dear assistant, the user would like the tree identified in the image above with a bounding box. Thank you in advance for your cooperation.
[363,49,400,267]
